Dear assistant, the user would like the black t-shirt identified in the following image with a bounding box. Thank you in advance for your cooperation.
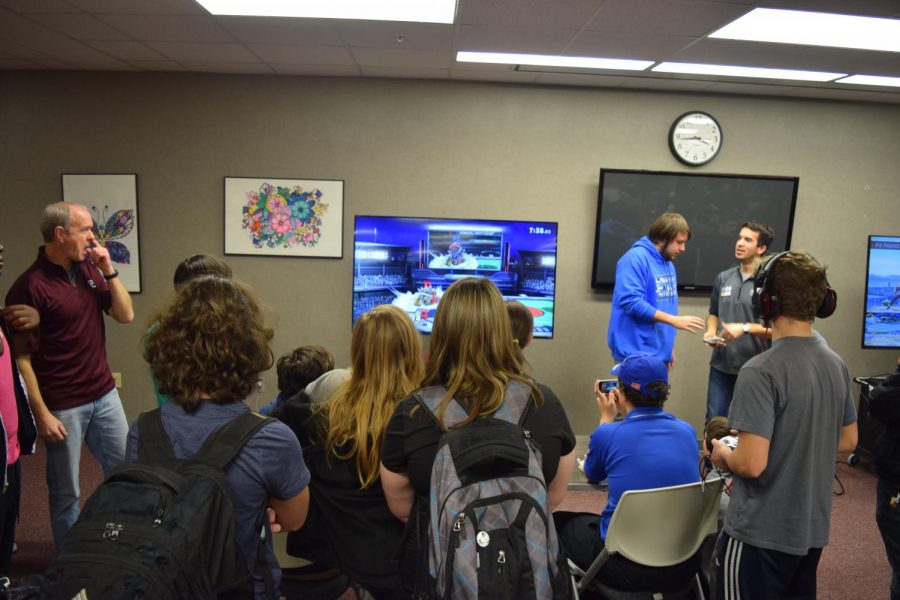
[381,383,576,496]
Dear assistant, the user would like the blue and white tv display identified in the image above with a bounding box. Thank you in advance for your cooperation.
[353,216,559,338]
[863,235,900,349]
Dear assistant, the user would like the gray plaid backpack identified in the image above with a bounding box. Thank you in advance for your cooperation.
[415,380,571,600]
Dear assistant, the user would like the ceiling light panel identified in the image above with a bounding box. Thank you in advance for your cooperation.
[710,8,900,53]
[836,75,900,88]
[653,62,845,82]
[456,51,653,71]
[196,0,458,24]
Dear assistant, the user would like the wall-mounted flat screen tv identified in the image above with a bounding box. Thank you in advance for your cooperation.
[862,235,900,349]
[353,216,559,338]
[592,169,799,291]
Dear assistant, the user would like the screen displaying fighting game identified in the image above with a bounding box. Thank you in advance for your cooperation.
[353,216,559,338]
[863,235,900,349]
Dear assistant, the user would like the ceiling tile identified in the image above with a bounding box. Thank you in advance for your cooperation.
[701,80,793,96]
[586,0,750,36]
[248,44,355,66]
[215,16,343,46]
[85,40,166,60]
[64,0,205,15]
[146,41,259,62]
[27,14,130,40]
[337,21,453,50]
[455,25,576,53]
[0,0,76,13]
[128,59,189,71]
[622,76,716,91]
[533,72,630,88]
[566,30,695,59]
[181,61,274,73]
[351,47,452,69]
[457,0,603,29]
[0,57,47,68]
[269,63,361,76]
[0,38,54,59]
[450,68,539,83]
[667,38,807,66]
[359,66,450,79]
[96,14,233,42]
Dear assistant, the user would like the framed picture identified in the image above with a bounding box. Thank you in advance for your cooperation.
[224,177,344,258]
[61,173,142,293]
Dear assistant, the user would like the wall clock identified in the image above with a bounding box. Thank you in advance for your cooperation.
[669,111,722,166]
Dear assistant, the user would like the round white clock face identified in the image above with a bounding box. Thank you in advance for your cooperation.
[669,111,722,166]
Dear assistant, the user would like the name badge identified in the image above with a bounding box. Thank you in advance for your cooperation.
[721,286,732,297]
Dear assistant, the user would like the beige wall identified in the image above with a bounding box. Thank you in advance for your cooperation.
[1,70,898,434]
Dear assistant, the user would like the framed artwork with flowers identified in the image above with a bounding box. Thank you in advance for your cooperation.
[224,177,344,258]
[61,173,142,293]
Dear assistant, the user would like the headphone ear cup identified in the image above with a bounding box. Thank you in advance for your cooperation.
[816,285,837,319]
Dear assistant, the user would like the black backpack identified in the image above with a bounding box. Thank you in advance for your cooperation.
[43,409,276,600]
[412,381,571,600]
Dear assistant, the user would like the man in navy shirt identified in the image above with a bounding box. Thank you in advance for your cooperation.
[556,352,699,591]
[5,202,133,548]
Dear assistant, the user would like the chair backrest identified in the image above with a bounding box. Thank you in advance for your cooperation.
[604,480,722,568]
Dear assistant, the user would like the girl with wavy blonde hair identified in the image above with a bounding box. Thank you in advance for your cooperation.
[424,277,544,427]
[324,303,424,488]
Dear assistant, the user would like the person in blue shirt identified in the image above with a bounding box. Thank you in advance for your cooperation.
[555,352,700,592]
[607,213,704,368]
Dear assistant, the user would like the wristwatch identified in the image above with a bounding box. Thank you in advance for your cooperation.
[742,323,750,334]
[103,270,119,281]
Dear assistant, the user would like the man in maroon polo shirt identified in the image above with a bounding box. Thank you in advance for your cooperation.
[5,202,133,548]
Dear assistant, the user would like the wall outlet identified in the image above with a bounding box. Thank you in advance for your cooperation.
[112,372,122,388]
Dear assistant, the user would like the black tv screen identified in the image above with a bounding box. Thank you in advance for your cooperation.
[353,216,559,338]
[862,235,900,349]
[591,169,799,291]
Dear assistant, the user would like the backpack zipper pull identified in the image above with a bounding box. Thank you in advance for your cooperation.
[152,507,165,527]
[453,513,466,532]
[497,550,506,573]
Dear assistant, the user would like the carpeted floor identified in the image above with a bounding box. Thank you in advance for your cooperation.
[10,445,892,599]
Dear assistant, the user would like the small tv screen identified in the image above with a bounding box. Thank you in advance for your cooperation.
[592,169,799,291]
[862,235,900,349]
[353,216,559,338]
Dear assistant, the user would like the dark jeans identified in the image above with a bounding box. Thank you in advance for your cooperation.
[706,367,738,422]
[714,531,822,599]
[0,460,20,576]
[876,478,900,600]
[554,512,700,593]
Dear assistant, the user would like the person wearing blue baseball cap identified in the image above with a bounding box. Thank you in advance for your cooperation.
[554,352,700,591]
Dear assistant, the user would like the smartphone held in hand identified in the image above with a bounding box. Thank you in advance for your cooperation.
[598,379,618,393]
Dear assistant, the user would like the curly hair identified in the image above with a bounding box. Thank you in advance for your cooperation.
[145,276,274,412]
[277,345,334,397]
[425,277,544,429]
[767,250,828,321]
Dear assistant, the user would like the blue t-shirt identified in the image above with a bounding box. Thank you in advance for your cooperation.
[584,407,699,539]
[607,237,679,363]
[126,400,310,598]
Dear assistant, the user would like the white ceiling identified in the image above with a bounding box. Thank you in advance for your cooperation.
[2,0,899,103]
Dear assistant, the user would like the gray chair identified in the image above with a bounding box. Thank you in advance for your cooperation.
[569,479,723,600]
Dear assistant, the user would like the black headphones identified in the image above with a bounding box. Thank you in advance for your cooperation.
[752,251,837,321]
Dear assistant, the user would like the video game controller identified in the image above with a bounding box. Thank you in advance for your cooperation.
[720,435,739,450]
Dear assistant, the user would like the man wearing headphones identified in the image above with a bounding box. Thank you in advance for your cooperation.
[710,250,857,599]
[703,221,774,421]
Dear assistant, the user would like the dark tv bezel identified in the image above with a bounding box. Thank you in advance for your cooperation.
[590,168,799,292]
[352,214,561,338]
[861,234,900,350]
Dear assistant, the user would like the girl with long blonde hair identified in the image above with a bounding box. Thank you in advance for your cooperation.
[379,277,576,593]
[275,303,423,599]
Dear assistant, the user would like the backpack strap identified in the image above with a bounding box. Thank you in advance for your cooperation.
[195,410,275,470]
[137,408,177,462]
[414,380,535,429]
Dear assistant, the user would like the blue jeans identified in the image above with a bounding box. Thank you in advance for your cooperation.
[706,367,738,422]
[877,478,900,600]
[45,387,128,548]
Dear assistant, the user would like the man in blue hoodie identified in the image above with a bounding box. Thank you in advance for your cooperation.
[607,212,704,368]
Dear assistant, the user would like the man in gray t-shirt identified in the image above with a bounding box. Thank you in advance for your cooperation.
[703,221,774,422]
[710,250,858,600]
